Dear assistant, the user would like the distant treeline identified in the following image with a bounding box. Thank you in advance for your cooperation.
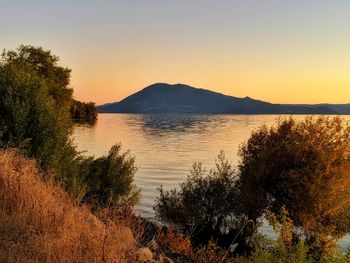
[70,100,98,122]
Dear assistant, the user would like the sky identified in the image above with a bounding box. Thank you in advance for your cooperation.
[1,0,350,105]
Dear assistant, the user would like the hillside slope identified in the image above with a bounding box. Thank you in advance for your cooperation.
[286,103,350,114]
[97,83,336,114]
[0,150,135,263]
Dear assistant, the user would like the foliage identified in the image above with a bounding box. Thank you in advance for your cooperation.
[155,116,350,260]
[0,45,139,207]
[188,240,310,263]
[84,144,140,207]
[234,238,350,263]
[70,99,98,122]
[238,116,350,256]
[154,152,253,251]
[266,206,294,248]
[238,242,313,263]
[1,45,73,106]
[0,45,76,179]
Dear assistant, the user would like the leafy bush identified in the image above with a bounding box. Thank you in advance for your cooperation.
[239,242,312,263]
[238,116,350,256]
[84,144,140,207]
[154,152,253,252]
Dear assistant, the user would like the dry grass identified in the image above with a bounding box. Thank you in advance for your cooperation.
[0,150,136,263]
[155,231,192,256]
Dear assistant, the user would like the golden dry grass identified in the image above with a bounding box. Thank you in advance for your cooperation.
[155,231,192,256]
[0,150,136,263]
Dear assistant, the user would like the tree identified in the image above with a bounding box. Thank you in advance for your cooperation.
[2,45,72,106]
[0,45,139,207]
[70,99,98,122]
[0,45,74,177]
[154,152,251,251]
[238,116,350,255]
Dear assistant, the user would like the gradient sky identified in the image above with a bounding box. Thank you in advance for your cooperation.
[1,0,350,104]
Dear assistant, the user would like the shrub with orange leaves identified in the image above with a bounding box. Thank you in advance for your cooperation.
[239,116,350,256]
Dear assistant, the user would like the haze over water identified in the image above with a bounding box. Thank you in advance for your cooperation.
[73,113,350,250]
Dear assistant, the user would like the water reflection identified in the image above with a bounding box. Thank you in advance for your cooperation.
[72,119,98,128]
[125,114,216,136]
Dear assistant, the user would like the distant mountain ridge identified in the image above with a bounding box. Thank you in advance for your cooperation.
[97,83,343,114]
[285,104,350,114]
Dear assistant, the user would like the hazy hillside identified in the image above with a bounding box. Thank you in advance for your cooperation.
[97,83,337,114]
[286,104,350,114]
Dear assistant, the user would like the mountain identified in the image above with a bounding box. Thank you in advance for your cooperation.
[97,83,338,114]
[286,104,350,114]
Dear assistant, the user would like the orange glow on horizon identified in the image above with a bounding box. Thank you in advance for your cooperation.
[71,59,350,105]
[4,2,348,106]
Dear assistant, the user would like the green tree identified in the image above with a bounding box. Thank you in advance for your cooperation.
[0,45,75,177]
[70,99,98,122]
[2,45,72,105]
[238,116,350,256]
[0,45,139,206]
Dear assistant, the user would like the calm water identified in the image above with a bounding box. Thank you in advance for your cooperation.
[72,113,350,250]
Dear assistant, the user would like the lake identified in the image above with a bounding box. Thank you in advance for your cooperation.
[72,113,350,250]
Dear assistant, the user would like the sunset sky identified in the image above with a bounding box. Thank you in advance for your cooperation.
[1,0,350,105]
